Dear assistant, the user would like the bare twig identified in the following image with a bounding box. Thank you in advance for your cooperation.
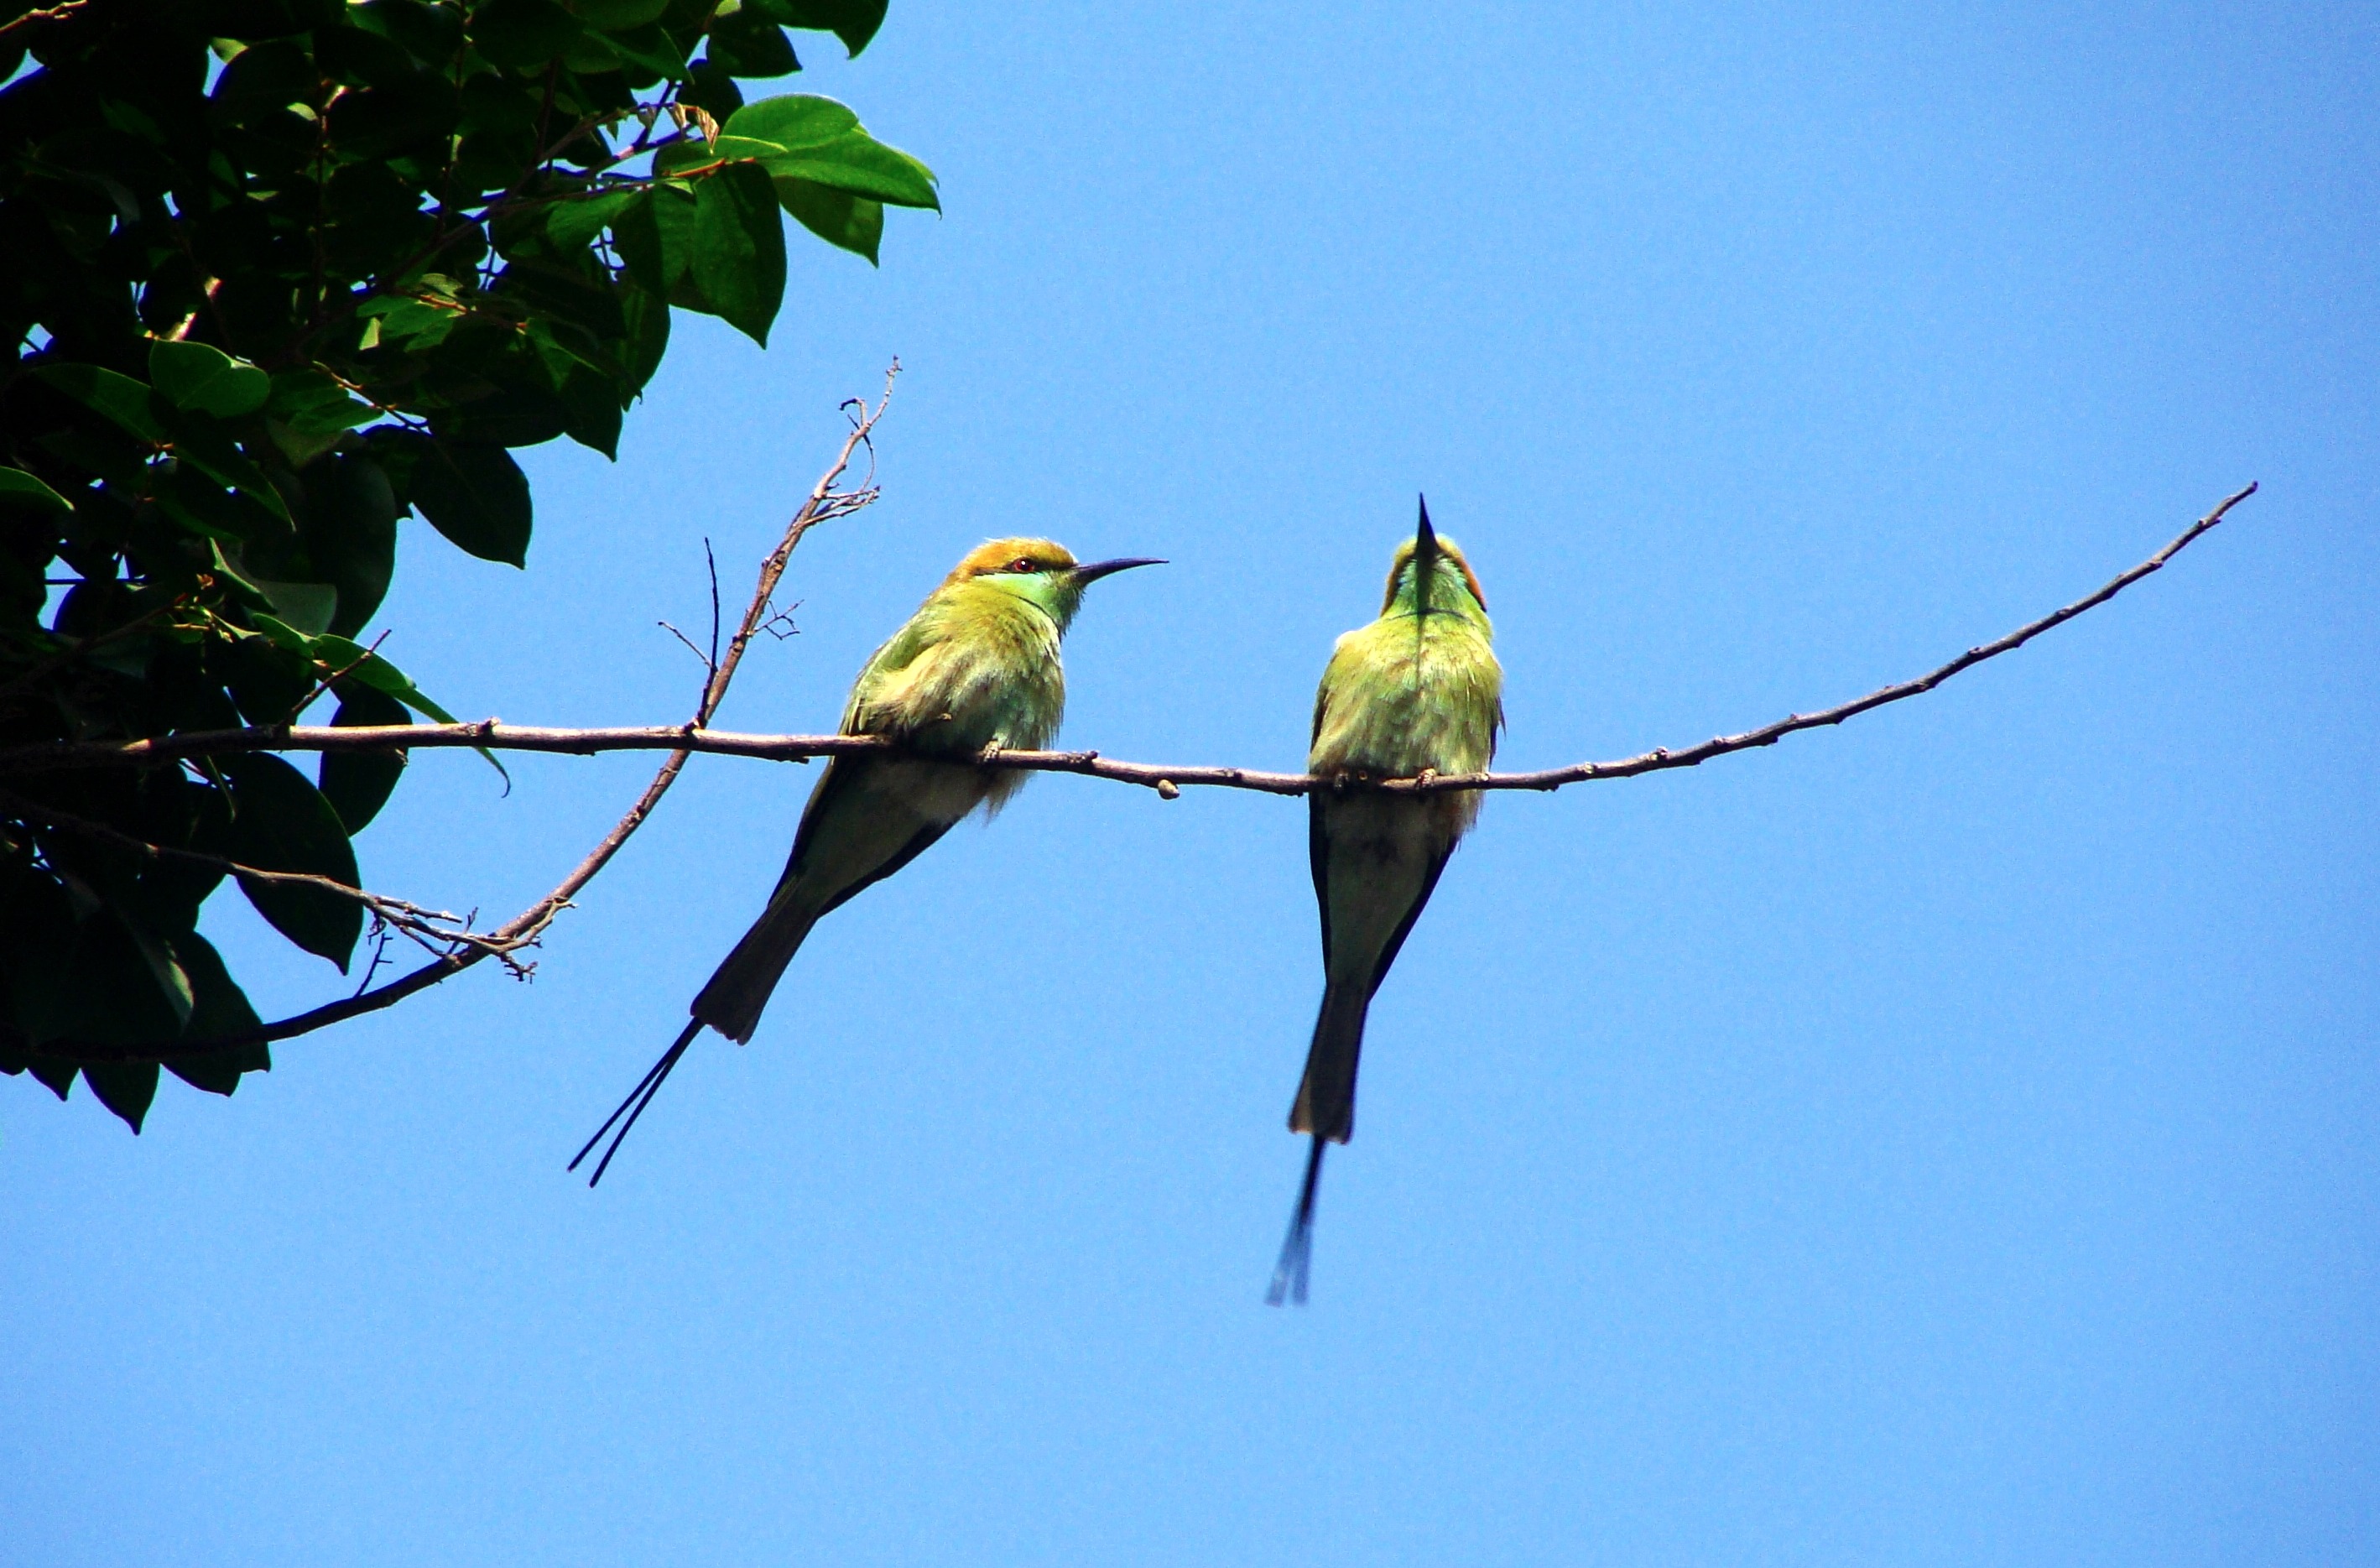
[282,629,391,725]
[7,483,2258,803]
[43,367,901,1065]
[0,1,87,44]
[2,790,532,973]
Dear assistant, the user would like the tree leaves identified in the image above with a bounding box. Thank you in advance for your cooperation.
[754,0,889,58]
[398,435,534,567]
[318,683,411,834]
[693,161,788,346]
[149,341,271,419]
[220,753,364,971]
[726,93,939,209]
[3,0,928,1130]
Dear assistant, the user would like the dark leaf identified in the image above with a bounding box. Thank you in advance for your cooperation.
[408,437,533,565]
[221,753,364,970]
[149,341,272,419]
[0,466,74,513]
[301,451,401,634]
[166,410,296,524]
[160,932,270,1096]
[82,1060,161,1133]
[544,187,643,252]
[611,182,699,295]
[691,160,786,346]
[468,0,585,67]
[318,682,410,833]
[707,8,799,77]
[579,0,673,28]
[34,363,164,441]
[268,369,378,436]
[751,0,887,57]
[325,72,461,160]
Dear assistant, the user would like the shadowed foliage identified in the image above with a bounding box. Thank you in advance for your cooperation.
[0,0,933,1128]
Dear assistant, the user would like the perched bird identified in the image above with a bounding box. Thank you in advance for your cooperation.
[573,538,1162,1185]
[1270,498,1503,1304]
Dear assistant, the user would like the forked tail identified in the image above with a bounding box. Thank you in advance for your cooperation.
[1267,1136,1330,1306]
[570,1018,703,1187]
[1288,981,1368,1143]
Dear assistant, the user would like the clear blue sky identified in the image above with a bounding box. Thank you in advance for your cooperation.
[7,3,2377,1562]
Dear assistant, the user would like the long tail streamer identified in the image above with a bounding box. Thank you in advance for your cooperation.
[1266,1136,1330,1306]
[570,1018,703,1187]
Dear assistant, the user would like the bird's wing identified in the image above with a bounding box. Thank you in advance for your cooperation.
[1309,793,1334,970]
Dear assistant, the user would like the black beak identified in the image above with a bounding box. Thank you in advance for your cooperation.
[1070,556,1166,586]
[1413,493,1440,610]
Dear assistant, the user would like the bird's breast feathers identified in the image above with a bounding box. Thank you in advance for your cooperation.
[847,585,1066,753]
[1310,614,1502,780]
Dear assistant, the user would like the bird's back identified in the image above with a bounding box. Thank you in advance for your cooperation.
[1310,610,1502,784]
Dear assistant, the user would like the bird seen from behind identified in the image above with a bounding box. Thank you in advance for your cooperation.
[1270,498,1504,1303]
[573,537,1163,1185]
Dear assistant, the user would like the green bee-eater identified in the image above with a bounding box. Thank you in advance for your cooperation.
[1269,498,1503,1303]
[573,538,1162,1184]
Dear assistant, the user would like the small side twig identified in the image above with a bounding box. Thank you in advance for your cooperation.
[3,790,533,975]
[58,364,902,1064]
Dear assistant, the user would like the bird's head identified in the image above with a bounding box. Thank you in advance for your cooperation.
[946,538,1164,629]
[1382,497,1489,622]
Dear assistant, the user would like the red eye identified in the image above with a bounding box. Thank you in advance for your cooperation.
[1010,557,1035,572]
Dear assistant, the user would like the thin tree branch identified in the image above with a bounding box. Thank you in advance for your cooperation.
[0,1,87,44]
[42,367,899,1065]
[1,790,532,972]
[6,482,2258,801]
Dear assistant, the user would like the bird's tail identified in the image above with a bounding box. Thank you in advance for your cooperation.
[1289,979,1368,1143]
[1267,1136,1329,1305]
[1268,982,1368,1304]
[690,892,821,1044]
[570,1017,702,1187]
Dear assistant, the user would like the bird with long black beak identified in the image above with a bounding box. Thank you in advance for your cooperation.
[1269,497,1503,1302]
[574,539,1163,1184]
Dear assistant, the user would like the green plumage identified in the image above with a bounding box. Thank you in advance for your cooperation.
[1273,501,1503,1301]
[575,538,1159,1185]
[695,554,1081,1041]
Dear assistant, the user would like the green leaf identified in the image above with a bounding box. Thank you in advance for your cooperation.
[610,183,699,296]
[325,72,461,160]
[220,753,364,970]
[82,1060,161,1133]
[653,133,789,174]
[408,437,533,565]
[317,682,410,833]
[775,177,881,263]
[301,451,401,635]
[545,186,643,251]
[602,21,691,78]
[692,161,787,346]
[724,91,857,148]
[166,410,295,523]
[763,137,937,209]
[268,369,378,435]
[34,363,164,441]
[310,633,507,782]
[253,579,339,636]
[160,930,270,1097]
[148,340,272,419]
[0,466,73,513]
[707,6,799,77]
[728,94,936,207]
[750,0,886,57]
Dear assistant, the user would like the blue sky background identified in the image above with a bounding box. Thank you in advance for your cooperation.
[6,3,2377,1562]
